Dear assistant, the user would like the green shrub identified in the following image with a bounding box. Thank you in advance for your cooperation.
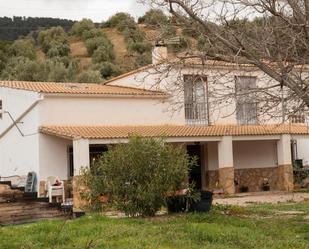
[85,36,113,55]
[46,41,70,58]
[104,12,135,31]
[38,26,69,54]
[92,62,122,79]
[81,28,106,41]
[0,56,40,81]
[8,39,36,60]
[92,46,115,64]
[76,69,102,83]
[122,24,145,43]
[80,136,192,217]
[127,41,152,54]
[71,19,95,37]
[138,9,169,27]
[135,53,152,67]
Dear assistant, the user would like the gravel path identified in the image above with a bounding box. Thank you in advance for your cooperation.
[213,191,309,206]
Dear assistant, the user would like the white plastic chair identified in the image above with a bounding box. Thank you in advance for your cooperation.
[46,176,65,203]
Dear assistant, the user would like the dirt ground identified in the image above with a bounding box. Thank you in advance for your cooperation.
[213,191,309,206]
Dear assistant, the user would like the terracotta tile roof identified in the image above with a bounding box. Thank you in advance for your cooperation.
[0,81,166,96]
[39,124,309,140]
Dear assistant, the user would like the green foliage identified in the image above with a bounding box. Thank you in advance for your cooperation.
[0,56,41,81]
[80,136,191,217]
[71,18,95,37]
[138,9,169,27]
[135,53,152,67]
[92,62,122,79]
[0,55,81,82]
[8,39,36,60]
[92,46,115,64]
[0,50,7,73]
[127,41,152,54]
[38,26,69,54]
[85,36,113,56]
[76,69,102,83]
[81,28,106,41]
[122,23,145,43]
[46,41,70,58]
[104,12,135,31]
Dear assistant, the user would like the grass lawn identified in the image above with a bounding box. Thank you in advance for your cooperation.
[0,203,308,249]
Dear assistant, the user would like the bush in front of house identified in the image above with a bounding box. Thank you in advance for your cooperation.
[80,136,192,217]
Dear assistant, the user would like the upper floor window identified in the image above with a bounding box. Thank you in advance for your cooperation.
[184,75,209,125]
[0,100,2,119]
[289,114,306,124]
[235,76,258,125]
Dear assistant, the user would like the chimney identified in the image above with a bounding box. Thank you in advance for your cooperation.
[152,45,168,64]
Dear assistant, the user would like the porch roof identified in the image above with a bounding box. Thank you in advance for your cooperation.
[39,124,309,140]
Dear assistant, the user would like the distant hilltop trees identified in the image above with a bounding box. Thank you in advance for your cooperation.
[0,16,76,41]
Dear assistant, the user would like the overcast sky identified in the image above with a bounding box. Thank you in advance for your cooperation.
[0,0,149,22]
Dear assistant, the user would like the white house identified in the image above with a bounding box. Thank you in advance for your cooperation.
[1,48,309,207]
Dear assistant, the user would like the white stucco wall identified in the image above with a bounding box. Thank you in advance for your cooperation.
[39,134,72,180]
[0,88,40,182]
[39,96,184,125]
[233,140,278,169]
[296,138,309,167]
[107,65,284,125]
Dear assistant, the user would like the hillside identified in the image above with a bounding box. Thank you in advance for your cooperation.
[0,12,193,83]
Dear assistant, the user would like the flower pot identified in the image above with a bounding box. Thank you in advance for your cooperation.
[189,191,213,213]
[166,195,187,213]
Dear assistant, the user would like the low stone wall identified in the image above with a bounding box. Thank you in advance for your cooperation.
[234,167,278,192]
[205,165,294,193]
[205,168,235,194]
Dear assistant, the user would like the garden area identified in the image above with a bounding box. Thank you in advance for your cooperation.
[0,202,308,249]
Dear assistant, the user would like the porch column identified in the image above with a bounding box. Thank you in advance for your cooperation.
[277,134,294,191]
[218,136,235,194]
[72,138,90,209]
[73,139,90,175]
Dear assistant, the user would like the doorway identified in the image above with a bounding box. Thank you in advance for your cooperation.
[187,144,202,190]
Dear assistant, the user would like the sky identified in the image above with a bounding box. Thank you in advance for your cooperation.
[0,0,150,22]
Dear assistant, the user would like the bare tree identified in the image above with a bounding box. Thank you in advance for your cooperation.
[139,0,309,121]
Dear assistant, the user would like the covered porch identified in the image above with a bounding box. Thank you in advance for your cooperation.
[38,124,309,206]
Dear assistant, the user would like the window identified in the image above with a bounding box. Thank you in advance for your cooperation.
[184,75,209,125]
[235,76,258,125]
[0,100,2,119]
[289,114,306,124]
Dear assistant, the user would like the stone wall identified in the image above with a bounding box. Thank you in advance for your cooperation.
[205,168,235,194]
[234,167,278,192]
[205,165,294,193]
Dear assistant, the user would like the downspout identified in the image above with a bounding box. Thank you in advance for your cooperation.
[0,97,43,139]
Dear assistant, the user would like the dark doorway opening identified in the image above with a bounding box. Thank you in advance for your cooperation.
[67,144,108,177]
[187,144,202,190]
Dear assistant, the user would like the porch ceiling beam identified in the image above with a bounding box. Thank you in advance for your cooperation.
[88,136,222,144]
[232,135,281,141]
